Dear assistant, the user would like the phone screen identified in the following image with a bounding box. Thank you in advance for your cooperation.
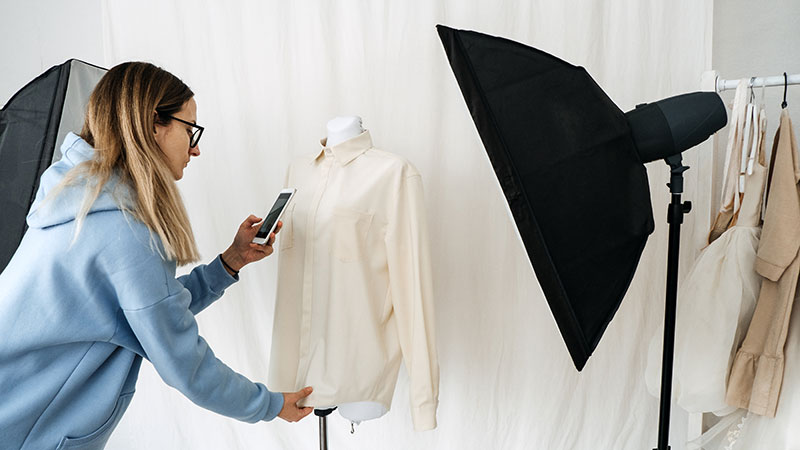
[256,192,292,238]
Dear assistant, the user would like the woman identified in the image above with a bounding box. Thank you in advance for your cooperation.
[0,62,313,450]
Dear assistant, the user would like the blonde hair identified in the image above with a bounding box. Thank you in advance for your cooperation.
[52,61,200,265]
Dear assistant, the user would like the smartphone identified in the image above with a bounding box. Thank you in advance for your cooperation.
[252,188,296,245]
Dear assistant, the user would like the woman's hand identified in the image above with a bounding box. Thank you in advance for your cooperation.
[279,386,314,422]
[221,215,282,274]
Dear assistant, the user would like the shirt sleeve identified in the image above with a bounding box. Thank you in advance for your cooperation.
[755,116,800,281]
[110,245,284,423]
[177,255,239,315]
[384,174,439,431]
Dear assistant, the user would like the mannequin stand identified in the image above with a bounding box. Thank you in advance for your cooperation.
[653,154,692,450]
[315,407,337,450]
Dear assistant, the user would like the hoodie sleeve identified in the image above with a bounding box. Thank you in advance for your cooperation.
[108,235,283,423]
[177,255,239,315]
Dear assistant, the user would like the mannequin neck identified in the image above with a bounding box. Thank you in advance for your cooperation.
[326,116,364,147]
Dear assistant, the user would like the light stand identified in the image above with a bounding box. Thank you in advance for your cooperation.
[654,154,692,450]
[435,24,728,450]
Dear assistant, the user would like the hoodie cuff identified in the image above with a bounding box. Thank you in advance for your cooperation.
[262,389,285,422]
[212,254,240,285]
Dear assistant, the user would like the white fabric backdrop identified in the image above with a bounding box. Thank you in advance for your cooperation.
[41,1,714,448]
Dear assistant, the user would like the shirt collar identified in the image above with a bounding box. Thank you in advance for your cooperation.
[312,130,372,166]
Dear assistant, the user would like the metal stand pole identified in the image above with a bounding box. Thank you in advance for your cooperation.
[315,407,336,450]
[654,155,691,450]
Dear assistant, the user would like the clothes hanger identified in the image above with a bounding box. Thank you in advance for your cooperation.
[739,77,757,193]
[746,78,766,176]
[782,72,788,109]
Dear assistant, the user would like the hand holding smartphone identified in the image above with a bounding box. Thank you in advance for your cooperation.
[252,188,296,245]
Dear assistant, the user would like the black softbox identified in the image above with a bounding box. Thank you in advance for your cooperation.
[0,59,106,272]
[437,26,656,370]
[436,25,725,373]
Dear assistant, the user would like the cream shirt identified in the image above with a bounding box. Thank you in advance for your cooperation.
[268,131,439,431]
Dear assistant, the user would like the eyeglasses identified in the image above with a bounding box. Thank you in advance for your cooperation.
[168,115,204,148]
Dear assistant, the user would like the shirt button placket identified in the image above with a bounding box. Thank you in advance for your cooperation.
[296,152,334,388]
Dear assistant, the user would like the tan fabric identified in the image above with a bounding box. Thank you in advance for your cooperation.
[267,130,439,430]
[726,110,800,417]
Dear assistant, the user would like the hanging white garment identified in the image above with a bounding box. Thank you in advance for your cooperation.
[686,409,749,450]
[708,81,751,243]
[645,80,767,416]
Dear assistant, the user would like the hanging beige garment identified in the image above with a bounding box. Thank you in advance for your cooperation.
[709,81,750,243]
[726,109,800,417]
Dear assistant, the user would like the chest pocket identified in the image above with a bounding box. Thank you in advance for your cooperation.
[279,203,296,250]
[332,208,373,263]
[56,392,134,450]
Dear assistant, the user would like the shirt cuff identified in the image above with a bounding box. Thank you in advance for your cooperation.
[755,256,784,282]
[411,402,438,431]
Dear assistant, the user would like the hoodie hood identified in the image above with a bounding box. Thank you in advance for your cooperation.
[26,132,134,229]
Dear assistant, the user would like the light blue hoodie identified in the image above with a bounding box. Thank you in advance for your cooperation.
[0,133,283,450]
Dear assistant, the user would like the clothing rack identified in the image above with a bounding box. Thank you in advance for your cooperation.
[716,73,800,92]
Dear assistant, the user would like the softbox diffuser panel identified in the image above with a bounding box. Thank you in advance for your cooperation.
[0,59,106,273]
[437,25,655,370]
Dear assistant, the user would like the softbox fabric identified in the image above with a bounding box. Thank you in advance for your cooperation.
[437,25,655,370]
[0,59,106,272]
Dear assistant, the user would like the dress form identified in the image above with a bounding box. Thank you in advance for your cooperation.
[325,116,364,148]
[319,115,389,427]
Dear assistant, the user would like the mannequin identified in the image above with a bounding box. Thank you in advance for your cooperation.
[269,111,439,436]
[324,116,364,148]
[270,113,439,435]
[317,115,389,428]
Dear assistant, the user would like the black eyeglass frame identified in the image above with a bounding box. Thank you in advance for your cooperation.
[168,115,204,148]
